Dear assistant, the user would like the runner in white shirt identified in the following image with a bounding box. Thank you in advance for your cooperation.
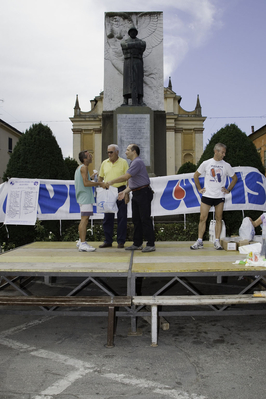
[191,143,238,250]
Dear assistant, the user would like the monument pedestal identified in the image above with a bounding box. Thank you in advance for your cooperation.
[102,107,166,176]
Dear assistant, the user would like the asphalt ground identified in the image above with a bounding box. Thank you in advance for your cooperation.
[1,275,266,399]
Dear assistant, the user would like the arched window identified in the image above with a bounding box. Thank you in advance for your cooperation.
[183,153,193,163]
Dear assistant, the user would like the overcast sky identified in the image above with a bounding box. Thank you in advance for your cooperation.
[1,0,265,159]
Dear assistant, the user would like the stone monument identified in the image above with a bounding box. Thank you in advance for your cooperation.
[102,11,166,176]
[121,25,146,106]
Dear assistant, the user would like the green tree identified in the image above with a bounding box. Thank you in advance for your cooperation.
[197,124,264,236]
[3,123,70,181]
[64,156,79,179]
[1,123,71,248]
[177,161,197,174]
[197,123,265,174]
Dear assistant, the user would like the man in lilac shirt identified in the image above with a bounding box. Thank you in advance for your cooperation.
[107,144,155,252]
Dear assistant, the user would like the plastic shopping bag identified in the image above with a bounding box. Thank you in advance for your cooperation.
[239,217,255,241]
[238,242,261,255]
[96,186,118,213]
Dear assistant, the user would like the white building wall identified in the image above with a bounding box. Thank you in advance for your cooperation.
[0,121,22,183]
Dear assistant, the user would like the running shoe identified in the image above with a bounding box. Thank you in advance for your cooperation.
[79,242,96,252]
[214,241,223,250]
[190,241,203,250]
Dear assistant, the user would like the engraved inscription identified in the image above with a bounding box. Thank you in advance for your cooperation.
[117,114,150,166]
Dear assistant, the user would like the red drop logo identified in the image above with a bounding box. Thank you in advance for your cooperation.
[173,182,186,200]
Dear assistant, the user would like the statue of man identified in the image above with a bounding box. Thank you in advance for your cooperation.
[121,26,146,106]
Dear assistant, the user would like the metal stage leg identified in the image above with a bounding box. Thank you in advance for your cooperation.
[130,273,137,334]
[105,306,115,348]
[128,256,142,336]
[128,251,137,334]
[151,305,158,347]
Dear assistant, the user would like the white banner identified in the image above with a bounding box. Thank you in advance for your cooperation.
[0,167,265,224]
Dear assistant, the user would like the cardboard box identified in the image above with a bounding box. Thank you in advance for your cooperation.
[221,238,238,251]
[234,237,250,248]
[235,239,250,248]
[221,237,250,251]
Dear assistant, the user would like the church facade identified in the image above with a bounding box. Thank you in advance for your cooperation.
[70,79,206,175]
[249,124,266,173]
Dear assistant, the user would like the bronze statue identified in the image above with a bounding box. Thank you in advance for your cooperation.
[121,26,146,106]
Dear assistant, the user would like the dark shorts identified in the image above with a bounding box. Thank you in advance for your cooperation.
[201,196,225,207]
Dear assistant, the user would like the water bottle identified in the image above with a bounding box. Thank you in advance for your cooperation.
[260,220,266,258]
[93,170,98,182]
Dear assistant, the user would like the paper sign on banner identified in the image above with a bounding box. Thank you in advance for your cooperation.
[4,179,40,225]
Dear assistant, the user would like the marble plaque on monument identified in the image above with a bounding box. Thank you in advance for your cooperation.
[117,114,150,166]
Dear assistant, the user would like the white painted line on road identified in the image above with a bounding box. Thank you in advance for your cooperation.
[31,349,95,369]
[103,373,206,399]
[0,320,207,399]
[33,368,93,398]
[0,316,54,338]
[103,372,166,389]
[30,350,96,399]
[33,396,52,399]
[154,388,206,399]
[0,337,35,351]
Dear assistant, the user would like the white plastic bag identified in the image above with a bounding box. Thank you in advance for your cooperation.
[209,220,226,242]
[238,242,261,254]
[96,186,118,213]
[239,217,255,241]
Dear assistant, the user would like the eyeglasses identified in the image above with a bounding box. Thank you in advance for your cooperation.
[107,151,114,154]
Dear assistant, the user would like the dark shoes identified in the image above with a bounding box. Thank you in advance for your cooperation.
[125,245,155,252]
[142,246,156,253]
[125,244,143,250]
[99,242,112,248]
[99,242,125,248]
[99,242,155,251]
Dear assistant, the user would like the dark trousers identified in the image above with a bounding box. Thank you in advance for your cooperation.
[132,186,155,247]
[103,186,127,244]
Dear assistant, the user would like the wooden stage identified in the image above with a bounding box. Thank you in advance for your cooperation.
[1,241,266,334]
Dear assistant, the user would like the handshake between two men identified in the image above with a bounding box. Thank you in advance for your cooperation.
[97,143,156,252]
